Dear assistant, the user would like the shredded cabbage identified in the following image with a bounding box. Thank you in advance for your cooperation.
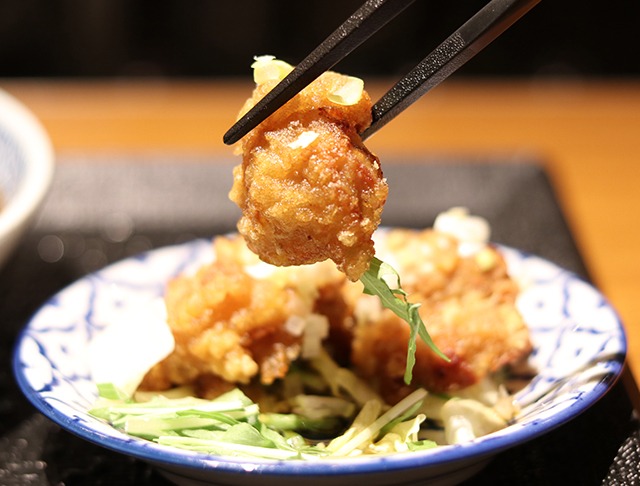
[90,351,513,460]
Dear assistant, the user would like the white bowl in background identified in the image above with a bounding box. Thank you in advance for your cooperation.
[0,88,55,269]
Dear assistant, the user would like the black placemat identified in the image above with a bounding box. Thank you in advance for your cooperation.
[0,156,637,485]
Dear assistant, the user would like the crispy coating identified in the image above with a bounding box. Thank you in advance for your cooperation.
[141,230,531,402]
[141,236,345,395]
[229,71,388,281]
[349,230,532,403]
[140,236,312,392]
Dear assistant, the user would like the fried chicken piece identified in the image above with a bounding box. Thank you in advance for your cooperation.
[140,236,310,391]
[140,235,343,396]
[347,230,532,403]
[229,64,388,281]
[141,227,531,404]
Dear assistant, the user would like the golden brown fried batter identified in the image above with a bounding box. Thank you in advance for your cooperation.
[349,230,532,403]
[141,237,308,392]
[229,70,388,281]
[141,229,531,403]
[140,236,344,395]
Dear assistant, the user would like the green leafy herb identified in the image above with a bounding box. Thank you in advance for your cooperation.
[407,439,438,451]
[360,257,450,384]
[89,382,439,460]
[258,412,344,434]
[96,382,130,401]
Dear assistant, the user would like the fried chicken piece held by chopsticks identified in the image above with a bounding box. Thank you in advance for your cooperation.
[229,56,388,281]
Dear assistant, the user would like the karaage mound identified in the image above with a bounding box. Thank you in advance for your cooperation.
[348,229,532,403]
[140,235,345,398]
[141,227,532,405]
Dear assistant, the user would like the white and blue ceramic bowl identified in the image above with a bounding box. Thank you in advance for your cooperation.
[0,89,54,270]
[13,239,626,486]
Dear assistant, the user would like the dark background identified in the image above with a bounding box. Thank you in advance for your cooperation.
[1,0,638,79]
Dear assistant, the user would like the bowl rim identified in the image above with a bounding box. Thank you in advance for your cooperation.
[0,88,55,239]
[13,360,623,477]
[11,240,627,478]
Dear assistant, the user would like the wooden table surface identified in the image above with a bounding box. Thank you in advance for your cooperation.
[3,78,639,382]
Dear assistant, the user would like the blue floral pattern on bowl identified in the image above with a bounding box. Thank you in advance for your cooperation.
[12,239,626,486]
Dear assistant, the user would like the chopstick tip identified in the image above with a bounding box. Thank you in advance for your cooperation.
[223,126,241,145]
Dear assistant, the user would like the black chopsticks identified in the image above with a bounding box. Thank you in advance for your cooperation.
[223,0,415,145]
[223,0,540,145]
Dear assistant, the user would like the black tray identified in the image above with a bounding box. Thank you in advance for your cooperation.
[1,156,638,485]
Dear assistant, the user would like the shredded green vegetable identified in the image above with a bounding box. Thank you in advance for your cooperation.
[90,381,437,460]
[359,257,450,384]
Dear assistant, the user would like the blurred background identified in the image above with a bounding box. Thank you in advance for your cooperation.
[1,0,638,80]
